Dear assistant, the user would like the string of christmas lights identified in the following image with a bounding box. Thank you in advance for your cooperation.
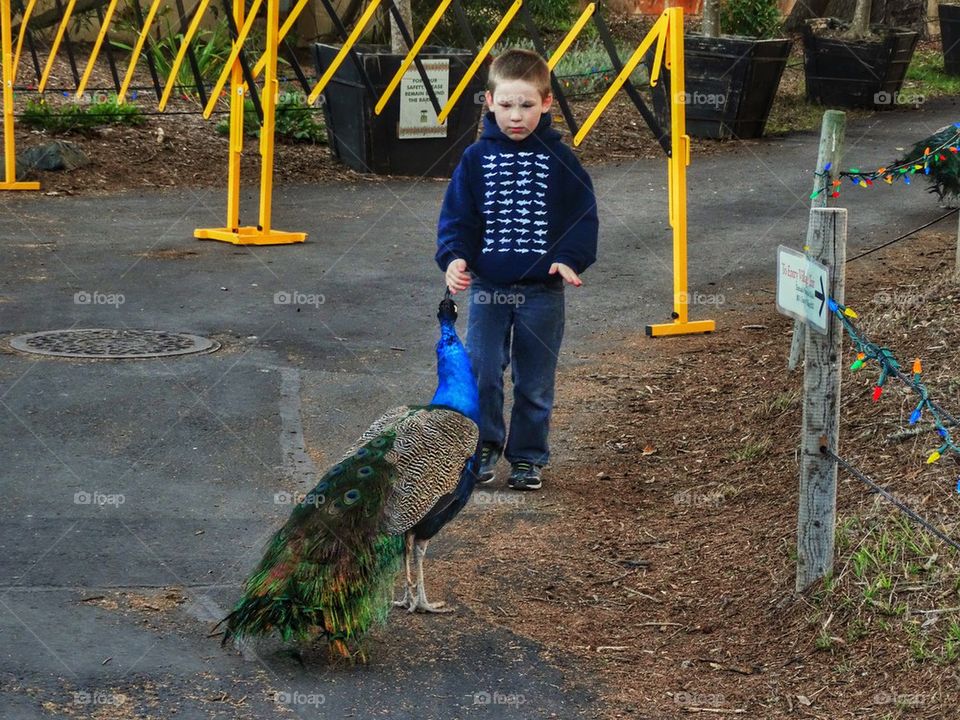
[827,297,960,492]
[810,123,960,201]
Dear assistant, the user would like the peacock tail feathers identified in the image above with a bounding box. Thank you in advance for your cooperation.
[219,405,478,654]
[897,124,960,200]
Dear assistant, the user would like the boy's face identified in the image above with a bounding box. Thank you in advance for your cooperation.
[485,79,553,142]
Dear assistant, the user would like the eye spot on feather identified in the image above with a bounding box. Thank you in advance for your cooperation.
[343,489,361,506]
[329,464,344,476]
[355,447,369,458]
[369,437,388,448]
[356,466,374,479]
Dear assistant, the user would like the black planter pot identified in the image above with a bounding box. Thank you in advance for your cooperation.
[940,4,960,75]
[646,35,792,140]
[801,20,919,109]
[313,44,484,178]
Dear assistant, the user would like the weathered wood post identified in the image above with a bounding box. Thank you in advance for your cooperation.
[955,209,960,280]
[796,207,847,592]
[789,110,846,371]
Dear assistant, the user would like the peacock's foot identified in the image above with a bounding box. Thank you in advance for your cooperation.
[409,597,454,614]
[393,586,418,611]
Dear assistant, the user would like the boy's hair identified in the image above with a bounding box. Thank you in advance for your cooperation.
[487,49,552,99]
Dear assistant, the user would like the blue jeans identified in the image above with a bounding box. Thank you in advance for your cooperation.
[466,278,565,466]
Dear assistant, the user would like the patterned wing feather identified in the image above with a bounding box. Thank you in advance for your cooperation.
[380,406,478,534]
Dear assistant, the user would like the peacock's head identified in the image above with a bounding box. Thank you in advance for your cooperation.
[438,289,458,324]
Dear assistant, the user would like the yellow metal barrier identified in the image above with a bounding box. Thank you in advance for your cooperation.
[203,0,264,119]
[438,0,522,125]
[1,0,38,189]
[307,0,382,105]
[76,0,121,98]
[547,2,594,71]
[12,0,36,79]
[194,0,305,245]
[118,0,163,103]
[375,0,451,116]
[38,0,77,93]
[158,0,214,110]
[646,9,713,336]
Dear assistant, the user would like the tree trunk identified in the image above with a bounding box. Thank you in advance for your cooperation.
[702,0,721,37]
[783,0,833,33]
[389,0,413,54]
[845,0,872,37]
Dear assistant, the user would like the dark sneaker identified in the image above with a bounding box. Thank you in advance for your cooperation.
[477,445,501,484]
[508,462,542,491]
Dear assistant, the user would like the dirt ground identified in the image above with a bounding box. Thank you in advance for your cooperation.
[428,229,960,719]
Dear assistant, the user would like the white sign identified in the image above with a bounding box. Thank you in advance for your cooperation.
[776,245,831,334]
[398,60,449,140]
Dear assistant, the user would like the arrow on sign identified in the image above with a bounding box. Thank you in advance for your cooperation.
[815,276,826,317]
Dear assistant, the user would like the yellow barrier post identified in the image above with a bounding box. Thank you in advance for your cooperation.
[194,0,305,244]
[644,7,713,337]
[1,0,39,189]
[158,0,213,110]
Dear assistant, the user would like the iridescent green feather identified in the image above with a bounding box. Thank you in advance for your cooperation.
[219,430,405,652]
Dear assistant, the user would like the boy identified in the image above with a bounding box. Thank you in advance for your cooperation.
[435,48,598,491]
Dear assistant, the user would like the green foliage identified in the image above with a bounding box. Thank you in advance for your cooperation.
[411,0,578,47]
[215,93,327,144]
[112,13,234,94]
[21,96,144,133]
[720,0,782,39]
[905,49,960,97]
[491,38,647,97]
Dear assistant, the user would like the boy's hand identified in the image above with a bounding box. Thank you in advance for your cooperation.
[445,259,471,294]
[549,263,582,287]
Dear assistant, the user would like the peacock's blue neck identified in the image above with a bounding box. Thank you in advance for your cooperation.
[430,320,480,425]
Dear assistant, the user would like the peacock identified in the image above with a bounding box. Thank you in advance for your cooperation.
[217,290,480,658]
[896,123,960,202]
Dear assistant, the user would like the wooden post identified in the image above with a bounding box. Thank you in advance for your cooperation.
[955,209,960,280]
[789,110,846,370]
[796,207,847,592]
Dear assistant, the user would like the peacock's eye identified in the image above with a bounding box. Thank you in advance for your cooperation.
[356,466,374,479]
[355,447,369,457]
[343,489,361,505]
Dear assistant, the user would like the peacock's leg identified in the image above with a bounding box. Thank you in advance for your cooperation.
[393,532,416,610]
[410,538,454,613]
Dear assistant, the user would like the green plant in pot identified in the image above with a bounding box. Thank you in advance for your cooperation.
[800,0,921,109]
[649,0,792,140]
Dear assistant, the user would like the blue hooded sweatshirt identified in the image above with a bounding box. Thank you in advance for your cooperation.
[436,112,598,285]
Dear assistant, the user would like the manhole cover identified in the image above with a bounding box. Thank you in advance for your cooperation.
[9,329,219,359]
